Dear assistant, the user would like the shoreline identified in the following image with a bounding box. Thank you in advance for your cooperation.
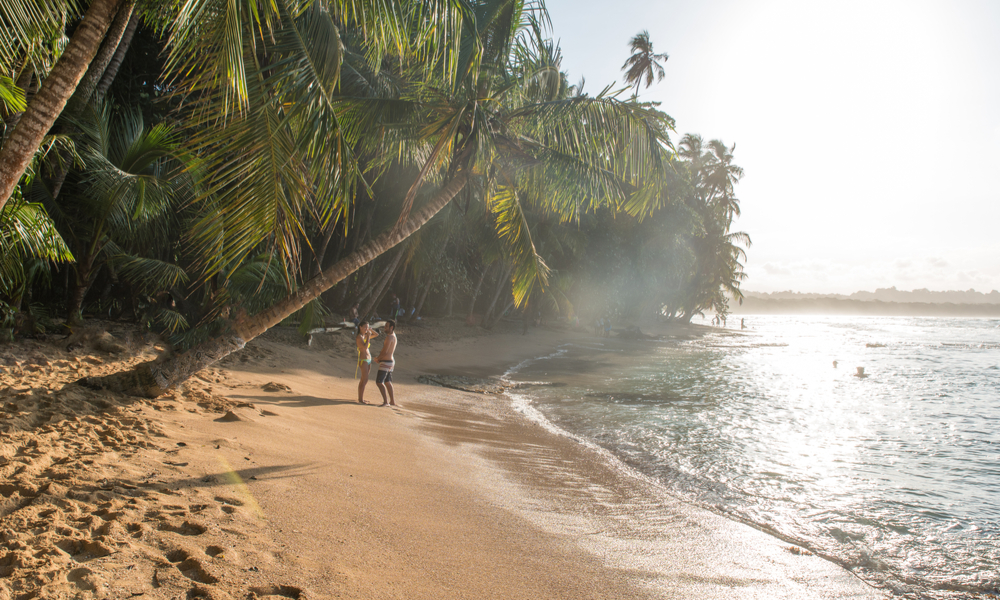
[403,326,884,600]
[0,319,884,599]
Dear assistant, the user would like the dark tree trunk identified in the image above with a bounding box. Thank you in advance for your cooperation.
[67,252,99,325]
[484,297,516,330]
[312,216,340,278]
[82,171,470,397]
[94,9,140,104]
[482,263,513,325]
[466,265,488,320]
[0,0,123,211]
[69,1,135,113]
[359,247,404,319]
[414,280,432,318]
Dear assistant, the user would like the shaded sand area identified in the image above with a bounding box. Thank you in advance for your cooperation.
[1,320,886,599]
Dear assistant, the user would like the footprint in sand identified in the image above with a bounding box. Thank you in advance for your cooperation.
[66,566,102,592]
[54,538,112,561]
[157,520,208,536]
[215,496,244,515]
[164,548,219,584]
[249,584,305,599]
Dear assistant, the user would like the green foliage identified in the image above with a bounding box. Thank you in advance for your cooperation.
[1,1,750,343]
[0,74,25,112]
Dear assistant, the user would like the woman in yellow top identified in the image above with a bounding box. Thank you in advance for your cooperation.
[355,320,379,404]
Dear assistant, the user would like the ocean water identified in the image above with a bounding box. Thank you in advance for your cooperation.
[504,316,1000,599]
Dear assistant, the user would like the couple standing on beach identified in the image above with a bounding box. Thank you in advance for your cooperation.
[356,319,397,406]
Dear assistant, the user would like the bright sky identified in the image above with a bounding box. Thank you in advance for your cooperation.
[544,0,1000,294]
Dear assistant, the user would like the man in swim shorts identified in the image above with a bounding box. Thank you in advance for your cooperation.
[374,319,397,407]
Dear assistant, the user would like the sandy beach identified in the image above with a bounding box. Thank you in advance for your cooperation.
[0,319,886,599]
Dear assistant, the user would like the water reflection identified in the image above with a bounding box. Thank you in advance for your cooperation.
[508,316,1000,597]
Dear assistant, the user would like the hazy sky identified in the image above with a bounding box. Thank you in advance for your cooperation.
[543,0,1000,294]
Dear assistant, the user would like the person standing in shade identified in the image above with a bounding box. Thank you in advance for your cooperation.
[356,320,379,404]
[375,320,397,406]
[389,293,401,319]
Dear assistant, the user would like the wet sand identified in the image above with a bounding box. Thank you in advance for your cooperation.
[0,319,885,599]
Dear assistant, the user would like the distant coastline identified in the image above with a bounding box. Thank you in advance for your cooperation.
[732,294,1000,317]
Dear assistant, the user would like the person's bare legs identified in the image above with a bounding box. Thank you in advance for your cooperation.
[357,363,370,404]
[376,372,396,407]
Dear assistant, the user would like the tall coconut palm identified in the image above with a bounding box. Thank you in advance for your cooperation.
[0,0,472,209]
[670,135,750,321]
[85,0,675,397]
[0,0,125,211]
[621,30,668,97]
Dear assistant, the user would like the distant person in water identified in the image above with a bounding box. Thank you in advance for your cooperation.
[355,320,379,404]
[741,318,746,330]
[375,319,397,406]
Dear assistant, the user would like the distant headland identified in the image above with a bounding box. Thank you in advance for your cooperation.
[732,287,1000,316]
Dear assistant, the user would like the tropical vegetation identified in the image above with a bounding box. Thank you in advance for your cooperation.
[0,0,749,395]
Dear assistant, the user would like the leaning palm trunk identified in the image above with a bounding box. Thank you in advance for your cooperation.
[82,171,469,397]
[0,0,123,211]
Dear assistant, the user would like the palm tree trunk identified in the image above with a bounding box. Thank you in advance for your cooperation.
[0,0,123,211]
[95,10,140,104]
[66,254,98,326]
[82,171,469,397]
[466,265,488,320]
[359,247,404,319]
[69,1,135,114]
[414,279,432,317]
[311,216,340,278]
[484,297,516,330]
[482,263,514,325]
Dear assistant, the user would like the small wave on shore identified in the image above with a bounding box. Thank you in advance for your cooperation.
[501,316,1000,599]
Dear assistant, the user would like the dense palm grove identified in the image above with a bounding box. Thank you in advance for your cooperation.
[1,0,748,394]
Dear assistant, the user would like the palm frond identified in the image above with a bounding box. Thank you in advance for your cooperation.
[0,197,72,263]
[0,74,26,112]
[488,183,548,307]
[154,308,190,334]
[109,253,190,294]
[0,0,80,70]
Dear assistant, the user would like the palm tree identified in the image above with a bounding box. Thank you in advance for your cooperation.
[84,0,675,397]
[0,0,126,212]
[35,101,181,325]
[621,30,668,97]
[672,135,750,321]
[0,193,73,336]
[0,0,471,210]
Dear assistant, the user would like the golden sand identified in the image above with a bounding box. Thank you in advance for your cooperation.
[0,319,884,599]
